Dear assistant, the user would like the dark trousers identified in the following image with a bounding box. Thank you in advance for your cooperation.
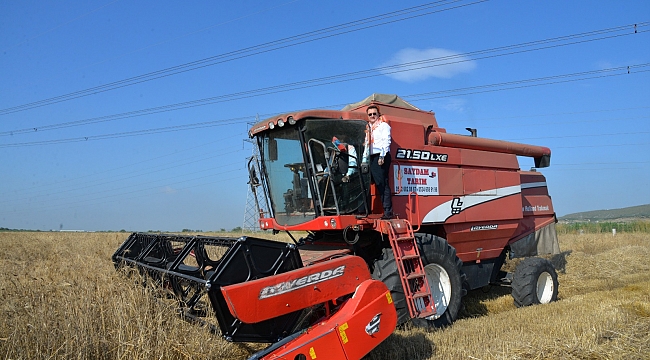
[369,152,392,217]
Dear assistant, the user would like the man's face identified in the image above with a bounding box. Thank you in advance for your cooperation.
[367,108,379,123]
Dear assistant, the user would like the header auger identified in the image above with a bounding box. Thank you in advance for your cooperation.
[113,94,561,359]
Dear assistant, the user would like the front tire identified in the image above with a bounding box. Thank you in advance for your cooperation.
[511,257,558,307]
[371,234,466,329]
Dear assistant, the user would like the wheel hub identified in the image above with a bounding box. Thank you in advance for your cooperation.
[536,271,554,303]
[424,263,451,320]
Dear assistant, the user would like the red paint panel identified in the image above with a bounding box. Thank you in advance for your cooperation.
[460,148,520,169]
[522,195,555,215]
[520,171,548,184]
[446,220,519,262]
[339,282,398,360]
[264,328,346,360]
[463,169,497,195]
[438,167,463,195]
[262,280,397,360]
[496,170,521,189]
[221,256,371,324]
[390,121,426,150]
[465,193,522,222]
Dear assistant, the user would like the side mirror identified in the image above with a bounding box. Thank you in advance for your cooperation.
[268,138,278,161]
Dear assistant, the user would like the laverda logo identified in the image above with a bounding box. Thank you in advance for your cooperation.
[470,224,498,231]
[259,265,345,299]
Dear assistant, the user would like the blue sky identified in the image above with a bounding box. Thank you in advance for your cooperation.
[1,0,648,231]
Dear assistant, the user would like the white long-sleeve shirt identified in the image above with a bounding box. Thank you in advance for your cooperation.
[363,121,391,162]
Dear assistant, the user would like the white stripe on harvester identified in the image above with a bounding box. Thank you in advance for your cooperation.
[422,185,522,223]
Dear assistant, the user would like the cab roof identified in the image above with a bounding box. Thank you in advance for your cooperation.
[248,94,437,137]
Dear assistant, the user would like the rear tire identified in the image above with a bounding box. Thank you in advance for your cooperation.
[371,234,466,329]
[511,257,558,307]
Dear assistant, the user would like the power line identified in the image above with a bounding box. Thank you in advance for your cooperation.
[61,0,303,73]
[554,142,649,149]
[5,1,304,96]
[0,172,248,217]
[1,63,647,147]
[2,23,646,138]
[548,167,646,171]
[552,161,650,166]
[4,141,648,217]
[0,117,252,146]
[0,133,246,198]
[403,66,650,102]
[507,131,650,142]
[6,105,647,204]
[0,148,247,204]
[0,0,486,115]
[442,105,650,122]
[460,116,650,131]
[2,162,243,207]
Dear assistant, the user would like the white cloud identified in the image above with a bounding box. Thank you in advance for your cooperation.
[380,48,477,82]
[161,186,177,194]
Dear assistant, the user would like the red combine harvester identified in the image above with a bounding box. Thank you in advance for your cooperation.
[113,94,560,359]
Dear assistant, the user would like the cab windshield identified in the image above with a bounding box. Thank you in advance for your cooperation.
[260,118,370,226]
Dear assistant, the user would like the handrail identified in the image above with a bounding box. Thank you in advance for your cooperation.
[408,191,421,232]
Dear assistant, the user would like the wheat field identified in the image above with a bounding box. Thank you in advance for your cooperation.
[1,230,648,359]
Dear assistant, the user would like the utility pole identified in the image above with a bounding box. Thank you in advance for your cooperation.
[242,115,268,232]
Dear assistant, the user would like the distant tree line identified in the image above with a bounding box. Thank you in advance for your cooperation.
[0,227,42,232]
[557,220,650,234]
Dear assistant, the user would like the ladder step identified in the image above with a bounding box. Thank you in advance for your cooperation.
[393,229,411,236]
[412,291,432,299]
[400,254,420,261]
[395,236,414,242]
[417,308,437,318]
[406,273,425,281]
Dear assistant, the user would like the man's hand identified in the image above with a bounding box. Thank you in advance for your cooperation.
[378,156,384,166]
[342,175,350,183]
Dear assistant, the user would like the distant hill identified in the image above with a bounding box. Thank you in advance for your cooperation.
[559,204,650,222]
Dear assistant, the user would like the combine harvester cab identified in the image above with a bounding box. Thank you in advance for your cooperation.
[113,94,560,359]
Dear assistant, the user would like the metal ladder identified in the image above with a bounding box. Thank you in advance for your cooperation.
[381,219,436,319]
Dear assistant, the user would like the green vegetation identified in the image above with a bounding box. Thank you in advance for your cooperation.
[0,227,42,232]
[557,220,650,234]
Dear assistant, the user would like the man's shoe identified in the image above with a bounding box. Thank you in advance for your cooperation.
[381,213,394,220]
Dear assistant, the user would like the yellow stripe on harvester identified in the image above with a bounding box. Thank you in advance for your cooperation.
[338,323,349,344]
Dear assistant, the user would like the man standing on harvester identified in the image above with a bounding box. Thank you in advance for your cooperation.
[364,105,393,219]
